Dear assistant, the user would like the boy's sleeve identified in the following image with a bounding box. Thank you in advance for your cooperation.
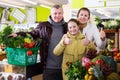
[53,37,66,56]
[87,41,96,50]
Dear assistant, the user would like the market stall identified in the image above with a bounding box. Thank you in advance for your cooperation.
[0,26,42,80]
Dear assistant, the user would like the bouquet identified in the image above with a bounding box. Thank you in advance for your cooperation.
[65,60,86,80]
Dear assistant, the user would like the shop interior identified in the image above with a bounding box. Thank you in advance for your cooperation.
[0,0,120,80]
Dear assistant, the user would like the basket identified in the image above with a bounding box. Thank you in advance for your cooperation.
[5,47,39,66]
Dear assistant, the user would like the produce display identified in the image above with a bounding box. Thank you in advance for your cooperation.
[0,26,41,66]
[0,25,41,79]
[0,25,41,48]
[0,25,13,47]
[1,25,120,80]
[65,60,86,80]
[65,48,120,80]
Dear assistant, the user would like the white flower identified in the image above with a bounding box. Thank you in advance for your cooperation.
[101,21,107,27]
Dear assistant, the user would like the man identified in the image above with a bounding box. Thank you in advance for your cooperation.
[41,4,67,80]
[10,4,67,80]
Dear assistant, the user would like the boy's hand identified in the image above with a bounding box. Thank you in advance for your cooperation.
[63,34,71,45]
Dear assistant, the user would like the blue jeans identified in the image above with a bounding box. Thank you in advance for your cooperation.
[27,78,32,80]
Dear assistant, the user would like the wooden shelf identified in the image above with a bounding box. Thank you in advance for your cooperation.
[104,29,119,50]
[104,29,117,33]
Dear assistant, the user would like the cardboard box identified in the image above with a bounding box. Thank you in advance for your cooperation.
[4,63,25,74]
[4,64,13,72]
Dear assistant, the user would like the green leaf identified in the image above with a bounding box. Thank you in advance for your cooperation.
[65,60,86,80]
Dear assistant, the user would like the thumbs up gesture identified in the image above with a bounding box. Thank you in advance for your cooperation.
[100,28,106,41]
[82,33,90,46]
[63,34,72,45]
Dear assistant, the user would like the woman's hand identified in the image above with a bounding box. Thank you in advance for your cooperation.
[100,28,106,41]
[82,34,90,46]
[63,34,72,45]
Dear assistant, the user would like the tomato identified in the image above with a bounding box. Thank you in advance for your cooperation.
[113,48,119,54]
[27,50,33,56]
[24,42,35,48]
[28,42,35,48]
[85,61,95,70]
[95,59,104,66]
[24,42,29,48]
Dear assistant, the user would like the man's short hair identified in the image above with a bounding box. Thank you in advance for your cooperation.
[52,4,62,9]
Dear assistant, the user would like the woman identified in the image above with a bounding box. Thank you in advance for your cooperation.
[53,18,95,80]
[77,7,107,52]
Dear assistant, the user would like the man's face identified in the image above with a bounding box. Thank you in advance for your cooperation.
[51,8,63,23]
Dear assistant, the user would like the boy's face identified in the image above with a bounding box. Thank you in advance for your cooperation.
[68,21,79,36]
[51,7,63,23]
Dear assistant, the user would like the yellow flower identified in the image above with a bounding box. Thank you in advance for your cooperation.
[24,38,32,43]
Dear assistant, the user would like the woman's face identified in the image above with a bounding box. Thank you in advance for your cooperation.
[68,21,79,36]
[77,10,90,24]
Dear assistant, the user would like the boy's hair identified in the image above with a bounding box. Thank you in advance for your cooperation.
[68,18,80,26]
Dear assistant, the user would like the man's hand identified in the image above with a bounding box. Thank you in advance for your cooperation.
[8,33,18,37]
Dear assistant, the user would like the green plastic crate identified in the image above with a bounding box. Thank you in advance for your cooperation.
[5,47,39,66]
